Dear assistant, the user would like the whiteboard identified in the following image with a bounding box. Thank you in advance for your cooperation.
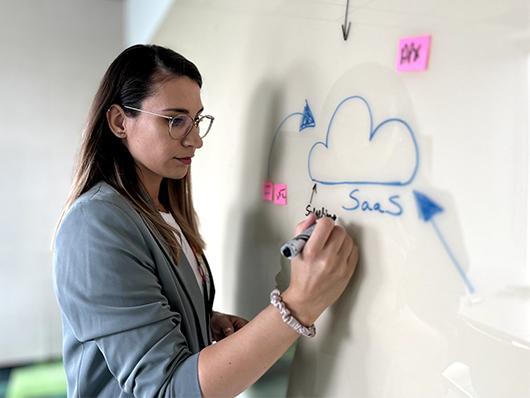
[154,1,530,396]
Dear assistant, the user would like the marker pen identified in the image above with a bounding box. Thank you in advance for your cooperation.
[280,224,317,259]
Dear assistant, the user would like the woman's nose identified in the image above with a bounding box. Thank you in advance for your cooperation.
[183,126,203,149]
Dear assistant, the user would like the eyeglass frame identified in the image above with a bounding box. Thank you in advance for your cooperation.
[122,105,214,140]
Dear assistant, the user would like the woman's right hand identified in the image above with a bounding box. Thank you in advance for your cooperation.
[197,213,358,397]
[282,213,359,326]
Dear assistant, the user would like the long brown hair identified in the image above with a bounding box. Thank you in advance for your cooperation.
[56,44,205,263]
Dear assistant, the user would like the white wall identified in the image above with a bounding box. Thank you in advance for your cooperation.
[125,0,174,46]
[0,0,123,365]
[153,1,530,397]
[526,53,530,285]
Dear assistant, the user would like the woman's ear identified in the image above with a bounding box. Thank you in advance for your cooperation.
[106,105,127,138]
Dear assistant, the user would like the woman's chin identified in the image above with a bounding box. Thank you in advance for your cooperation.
[165,167,189,180]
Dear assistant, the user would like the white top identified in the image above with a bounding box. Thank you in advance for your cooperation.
[159,211,210,297]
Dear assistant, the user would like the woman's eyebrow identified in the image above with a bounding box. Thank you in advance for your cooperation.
[162,106,204,116]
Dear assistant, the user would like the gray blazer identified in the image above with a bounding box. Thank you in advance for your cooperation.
[53,181,215,397]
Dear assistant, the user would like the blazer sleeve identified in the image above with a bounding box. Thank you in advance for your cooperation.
[53,198,203,397]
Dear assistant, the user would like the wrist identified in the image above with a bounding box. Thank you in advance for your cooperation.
[270,289,316,338]
[281,288,319,326]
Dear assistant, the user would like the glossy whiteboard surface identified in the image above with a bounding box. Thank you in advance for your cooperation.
[154,1,530,396]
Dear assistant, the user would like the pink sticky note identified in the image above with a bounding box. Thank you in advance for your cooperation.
[263,181,273,201]
[396,35,431,72]
[273,184,288,206]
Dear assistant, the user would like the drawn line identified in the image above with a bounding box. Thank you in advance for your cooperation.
[267,112,303,178]
[432,219,476,294]
[307,95,419,187]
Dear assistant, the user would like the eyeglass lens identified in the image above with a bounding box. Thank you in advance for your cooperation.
[170,115,212,139]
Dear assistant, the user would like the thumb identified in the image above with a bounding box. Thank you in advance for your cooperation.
[294,212,317,236]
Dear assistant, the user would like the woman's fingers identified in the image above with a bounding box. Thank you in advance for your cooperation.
[304,217,338,257]
[337,234,354,265]
[212,313,235,338]
[219,319,234,336]
[294,212,317,235]
[325,226,347,254]
[212,313,249,341]
[231,316,249,331]
[347,242,359,273]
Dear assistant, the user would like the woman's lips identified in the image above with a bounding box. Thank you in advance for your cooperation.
[175,157,192,165]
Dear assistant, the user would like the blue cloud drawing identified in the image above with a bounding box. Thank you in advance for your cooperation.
[307,95,420,186]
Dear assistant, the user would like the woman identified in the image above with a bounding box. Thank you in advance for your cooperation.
[53,44,358,397]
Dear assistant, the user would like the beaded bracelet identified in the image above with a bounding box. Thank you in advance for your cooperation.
[270,288,316,338]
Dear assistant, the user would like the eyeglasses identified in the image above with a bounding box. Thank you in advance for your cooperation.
[123,105,214,140]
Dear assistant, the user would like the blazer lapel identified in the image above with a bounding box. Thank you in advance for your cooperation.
[173,252,210,346]
[202,255,216,314]
[141,214,209,347]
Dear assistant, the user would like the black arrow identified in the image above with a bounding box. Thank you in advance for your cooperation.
[341,0,351,41]
[309,183,317,205]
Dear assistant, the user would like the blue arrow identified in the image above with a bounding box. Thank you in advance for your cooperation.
[413,190,476,294]
[300,100,316,131]
[267,100,316,178]
[413,190,444,221]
